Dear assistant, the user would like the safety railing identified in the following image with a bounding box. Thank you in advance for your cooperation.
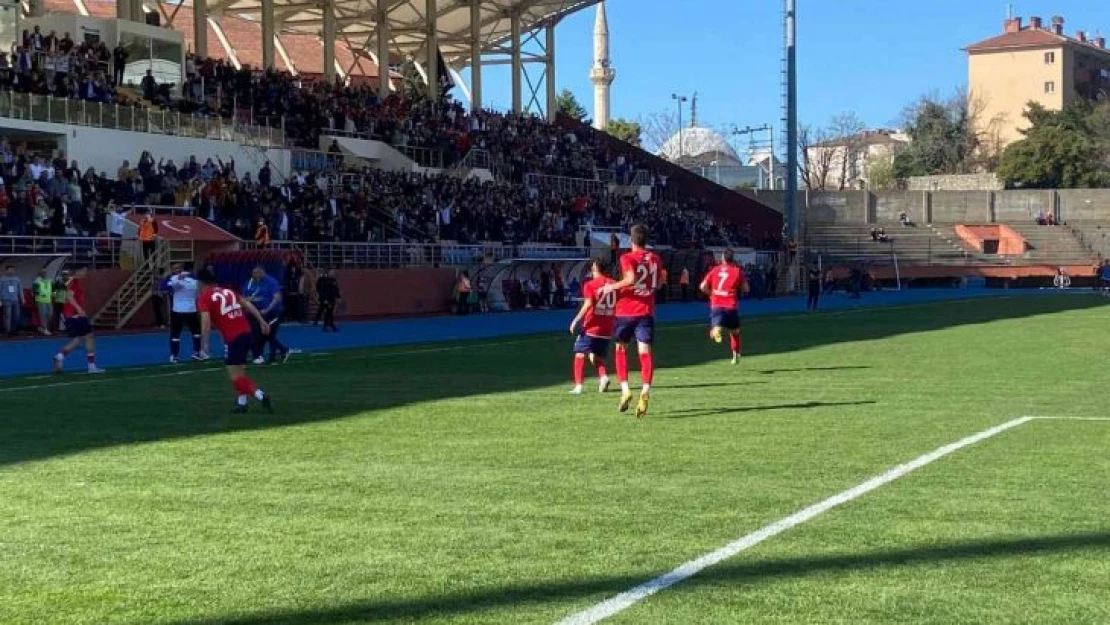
[243,240,589,269]
[0,235,123,268]
[524,172,609,196]
[0,91,285,147]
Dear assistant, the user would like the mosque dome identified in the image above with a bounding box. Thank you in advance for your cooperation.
[658,126,741,166]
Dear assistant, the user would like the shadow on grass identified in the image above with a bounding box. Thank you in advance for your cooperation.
[663,400,877,419]
[662,380,771,389]
[0,295,1103,467]
[758,365,872,375]
[168,532,1110,624]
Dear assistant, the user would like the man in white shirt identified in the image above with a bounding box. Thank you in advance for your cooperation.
[167,263,205,363]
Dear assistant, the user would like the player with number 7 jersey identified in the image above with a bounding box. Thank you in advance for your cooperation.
[196,268,274,414]
[599,224,663,418]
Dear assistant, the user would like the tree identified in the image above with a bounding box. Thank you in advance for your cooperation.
[798,124,835,190]
[556,89,589,122]
[996,101,1110,189]
[640,108,681,156]
[605,118,642,146]
[865,159,898,191]
[891,89,998,179]
[829,112,867,189]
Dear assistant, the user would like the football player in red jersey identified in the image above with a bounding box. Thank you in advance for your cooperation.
[53,266,106,374]
[599,224,663,417]
[700,249,750,365]
[196,268,274,413]
[568,259,615,395]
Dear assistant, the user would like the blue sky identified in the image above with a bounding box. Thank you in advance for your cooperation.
[469,0,1110,135]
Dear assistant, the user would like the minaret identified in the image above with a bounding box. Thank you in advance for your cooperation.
[590,1,615,130]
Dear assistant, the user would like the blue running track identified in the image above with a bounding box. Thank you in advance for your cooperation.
[0,288,1052,377]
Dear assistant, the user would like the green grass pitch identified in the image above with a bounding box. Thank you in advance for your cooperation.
[0,295,1107,624]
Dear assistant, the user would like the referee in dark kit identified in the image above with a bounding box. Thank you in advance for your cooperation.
[314,269,341,332]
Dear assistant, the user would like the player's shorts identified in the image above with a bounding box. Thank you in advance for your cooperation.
[65,316,92,338]
[225,332,253,366]
[573,333,611,356]
[710,307,741,331]
[614,315,655,345]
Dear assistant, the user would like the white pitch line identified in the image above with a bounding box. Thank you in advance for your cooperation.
[1029,416,1110,421]
[555,416,1037,625]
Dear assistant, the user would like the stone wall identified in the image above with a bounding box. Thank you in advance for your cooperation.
[906,173,1004,191]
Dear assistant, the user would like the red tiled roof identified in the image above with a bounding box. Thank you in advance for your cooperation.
[966,27,1110,56]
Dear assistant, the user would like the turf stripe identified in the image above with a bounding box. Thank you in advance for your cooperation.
[556,416,1037,625]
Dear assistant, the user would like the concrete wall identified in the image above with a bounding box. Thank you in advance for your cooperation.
[872,192,924,223]
[992,190,1054,222]
[929,191,993,223]
[805,191,868,222]
[751,189,1110,224]
[1057,189,1110,221]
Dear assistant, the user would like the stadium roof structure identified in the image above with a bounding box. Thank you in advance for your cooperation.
[210,0,602,65]
[109,0,603,114]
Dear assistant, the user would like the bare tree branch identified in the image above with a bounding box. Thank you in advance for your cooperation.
[639,109,681,156]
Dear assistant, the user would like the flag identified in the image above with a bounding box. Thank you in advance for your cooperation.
[436,47,454,95]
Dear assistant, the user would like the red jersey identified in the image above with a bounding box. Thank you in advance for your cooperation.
[616,249,663,317]
[199,285,252,341]
[581,276,617,338]
[63,278,85,317]
[700,263,746,310]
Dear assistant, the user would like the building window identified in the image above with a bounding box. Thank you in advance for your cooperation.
[1045,81,1056,94]
[1045,51,1056,64]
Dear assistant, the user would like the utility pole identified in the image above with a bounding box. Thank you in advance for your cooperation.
[733,124,776,190]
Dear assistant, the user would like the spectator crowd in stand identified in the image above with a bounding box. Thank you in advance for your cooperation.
[1,44,780,252]
[1,141,769,251]
[1,26,121,104]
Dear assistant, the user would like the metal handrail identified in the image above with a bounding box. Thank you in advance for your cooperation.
[0,235,122,268]
[242,240,588,269]
[0,91,285,147]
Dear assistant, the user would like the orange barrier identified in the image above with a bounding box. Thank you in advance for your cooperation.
[955,224,1027,256]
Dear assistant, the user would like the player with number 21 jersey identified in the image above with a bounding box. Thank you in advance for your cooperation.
[599,224,661,418]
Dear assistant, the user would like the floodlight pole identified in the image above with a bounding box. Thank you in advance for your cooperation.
[672,93,688,161]
[782,0,799,293]
[784,0,798,244]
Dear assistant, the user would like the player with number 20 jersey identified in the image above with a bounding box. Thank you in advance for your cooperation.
[196,268,274,413]
[599,224,662,418]
[568,259,615,395]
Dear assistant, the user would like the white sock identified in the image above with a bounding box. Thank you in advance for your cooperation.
[620,382,630,392]
[54,353,64,362]
[254,389,266,401]
[642,384,651,394]
[237,395,249,406]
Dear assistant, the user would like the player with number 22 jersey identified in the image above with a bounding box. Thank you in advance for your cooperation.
[196,268,274,414]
